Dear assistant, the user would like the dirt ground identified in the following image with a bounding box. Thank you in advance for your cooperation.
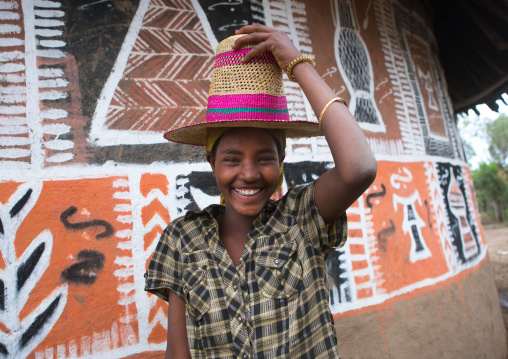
[484,224,508,350]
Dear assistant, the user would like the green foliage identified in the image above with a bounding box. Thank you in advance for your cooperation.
[472,162,508,223]
[486,114,508,168]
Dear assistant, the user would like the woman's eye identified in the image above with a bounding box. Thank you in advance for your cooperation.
[224,157,240,163]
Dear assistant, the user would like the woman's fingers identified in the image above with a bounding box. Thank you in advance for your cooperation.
[231,25,302,70]
[235,24,275,35]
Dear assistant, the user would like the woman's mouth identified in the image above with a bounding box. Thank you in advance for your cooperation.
[234,188,262,196]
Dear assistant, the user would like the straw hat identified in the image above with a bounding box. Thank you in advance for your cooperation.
[163,35,322,145]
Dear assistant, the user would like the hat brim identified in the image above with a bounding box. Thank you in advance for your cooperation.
[163,119,323,146]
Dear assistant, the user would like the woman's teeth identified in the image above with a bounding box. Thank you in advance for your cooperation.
[235,188,261,196]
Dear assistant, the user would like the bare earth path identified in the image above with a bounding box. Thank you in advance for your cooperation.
[484,224,508,353]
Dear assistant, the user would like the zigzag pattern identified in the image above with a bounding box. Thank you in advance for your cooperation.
[124,53,214,80]
[151,0,193,10]
[105,0,214,132]
[138,173,171,344]
[144,7,199,30]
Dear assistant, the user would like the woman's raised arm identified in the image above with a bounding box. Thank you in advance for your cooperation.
[233,25,377,222]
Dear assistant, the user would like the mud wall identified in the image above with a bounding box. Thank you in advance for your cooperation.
[0,0,505,358]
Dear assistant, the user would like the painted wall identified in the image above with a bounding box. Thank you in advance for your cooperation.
[0,0,505,358]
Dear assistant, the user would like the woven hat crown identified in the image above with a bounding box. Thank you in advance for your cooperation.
[209,35,285,98]
[162,35,321,145]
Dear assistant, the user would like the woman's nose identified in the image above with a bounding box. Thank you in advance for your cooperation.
[240,160,260,181]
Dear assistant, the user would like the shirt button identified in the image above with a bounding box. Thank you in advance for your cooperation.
[243,354,248,359]
[233,283,238,290]
[274,259,280,265]
[238,316,243,323]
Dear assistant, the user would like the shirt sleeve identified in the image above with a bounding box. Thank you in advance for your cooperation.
[144,221,185,302]
[291,182,348,254]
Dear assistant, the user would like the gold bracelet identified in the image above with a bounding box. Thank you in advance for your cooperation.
[318,97,348,130]
[286,56,315,82]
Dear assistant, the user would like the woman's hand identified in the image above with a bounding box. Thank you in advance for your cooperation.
[232,24,302,71]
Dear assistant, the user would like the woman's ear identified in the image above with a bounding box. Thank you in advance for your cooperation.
[279,151,285,165]
[206,153,217,177]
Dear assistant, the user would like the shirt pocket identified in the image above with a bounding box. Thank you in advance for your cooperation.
[182,251,233,351]
[182,263,210,321]
[254,228,303,299]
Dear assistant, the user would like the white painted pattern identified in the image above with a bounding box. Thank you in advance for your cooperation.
[89,0,152,145]
[0,0,75,166]
[424,161,457,271]
[0,0,30,163]
[374,0,425,156]
[0,182,68,358]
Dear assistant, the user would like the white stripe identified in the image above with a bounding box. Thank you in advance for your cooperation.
[34,18,64,27]
[0,116,26,125]
[114,204,132,212]
[38,67,63,78]
[0,50,24,62]
[0,74,24,82]
[0,11,20,20]
[117,242,133,250]
[0,63,24,73]
[0,124,27,134]
[0,38,24,47]
[41,123,70,135]
[40,108,67,119]
[35,28,62,37]
[34,1,61,8]
[114,267,134,278]
[0,148,30,158]
[116,215,133,224]
[0,136,31,146]
[37,49,67,58]
[116,229,133,239]
[0,85,25,94]
[0,105,24,114]
[0,24,21,34]
[39,90,67,100]
[117,283,134,293]
[113,178,129,188]
[113,191,130,200]
[38,39,66,48]
[34,9,64,17]
[0,1,18,10]
[23,0,45,169]
[0,94,24,103]
[39,78,68,87]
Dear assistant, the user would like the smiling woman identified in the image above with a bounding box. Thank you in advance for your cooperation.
[145,25,377,359]
[207,128,284,264]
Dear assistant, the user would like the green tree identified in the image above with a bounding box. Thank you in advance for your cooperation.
[472,162,508,223]
[486,114,508,169]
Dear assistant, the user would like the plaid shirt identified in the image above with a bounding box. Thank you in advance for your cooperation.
[145,182,347,358]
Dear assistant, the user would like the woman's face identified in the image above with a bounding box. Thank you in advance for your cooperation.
[207,128,284,219]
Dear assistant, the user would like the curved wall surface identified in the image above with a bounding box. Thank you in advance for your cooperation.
[0,0,505,358]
